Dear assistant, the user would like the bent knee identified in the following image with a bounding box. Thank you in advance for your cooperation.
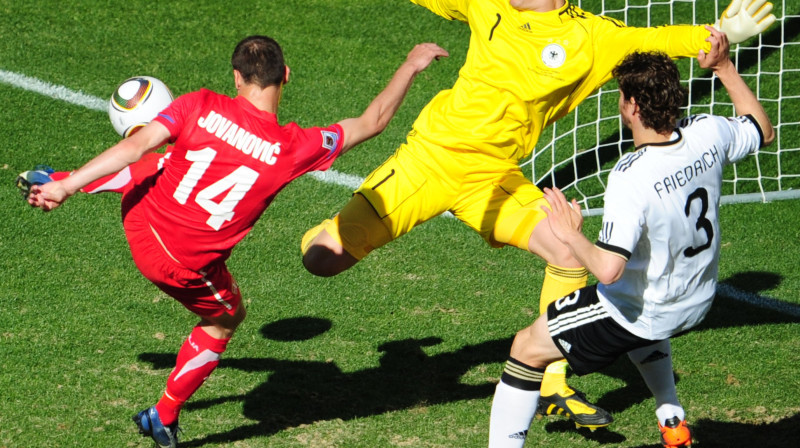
[508,319,559,369]
[301,221,352,276]
[302,243,357,277]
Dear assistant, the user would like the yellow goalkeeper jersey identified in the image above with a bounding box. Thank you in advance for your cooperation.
[409,0,712,162]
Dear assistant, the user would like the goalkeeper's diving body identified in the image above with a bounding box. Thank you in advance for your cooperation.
[300,0,775,431]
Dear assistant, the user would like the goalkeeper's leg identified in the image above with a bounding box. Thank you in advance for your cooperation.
[495,199,612,429]
[529,214,612,428]
[301,193,392,277]
[302,142,453,277]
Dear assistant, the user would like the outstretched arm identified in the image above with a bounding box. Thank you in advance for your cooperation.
[698,25,775,146]
[27,121,170,211]
[336,43,448,154]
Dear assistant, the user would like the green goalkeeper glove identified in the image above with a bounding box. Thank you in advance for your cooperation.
[714,0,776,44]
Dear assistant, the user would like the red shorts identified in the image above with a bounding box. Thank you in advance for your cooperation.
[122,191,241,318]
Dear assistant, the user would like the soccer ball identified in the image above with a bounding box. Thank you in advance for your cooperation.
[108,76,173,137]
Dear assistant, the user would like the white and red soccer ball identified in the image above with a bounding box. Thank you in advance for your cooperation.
[108,76,173,137]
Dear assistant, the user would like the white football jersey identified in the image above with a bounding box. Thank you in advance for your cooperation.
[596,114,763,340]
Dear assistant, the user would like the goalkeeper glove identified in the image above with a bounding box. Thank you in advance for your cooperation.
[714,0,776,44]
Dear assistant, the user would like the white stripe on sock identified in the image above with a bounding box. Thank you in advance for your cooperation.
[173,349,220,382]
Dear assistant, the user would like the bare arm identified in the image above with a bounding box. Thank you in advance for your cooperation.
[541,187,627,284]
[336,43,449,154]
[27,121,170,211]
[698,25,775,146]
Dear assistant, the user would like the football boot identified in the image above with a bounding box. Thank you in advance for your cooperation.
[536,387,613,430]
[659,416,692,448]
[15,165,54,199]
[133,406,180,448]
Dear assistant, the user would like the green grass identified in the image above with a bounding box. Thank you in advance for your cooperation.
[1,1,799,447]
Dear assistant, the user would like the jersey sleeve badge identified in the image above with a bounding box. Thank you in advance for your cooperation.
[321,130,340,153]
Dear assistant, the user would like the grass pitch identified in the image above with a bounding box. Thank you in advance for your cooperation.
[1,1,799,447]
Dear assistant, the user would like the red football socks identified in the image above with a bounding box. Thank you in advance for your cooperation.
[155,326,230,425]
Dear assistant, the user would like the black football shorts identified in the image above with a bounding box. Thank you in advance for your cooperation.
[546,285,659,375]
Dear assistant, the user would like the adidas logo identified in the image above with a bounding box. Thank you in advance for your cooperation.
[558,338,572,353]
[519,22,532,32]
[508,430,528,439]
[641,350,669,364]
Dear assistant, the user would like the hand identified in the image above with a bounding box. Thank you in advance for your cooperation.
[540,187,583,244]
[404,43,449,73]
[714,0,776,44]
[698,25,734,72]
[27,181,71,212]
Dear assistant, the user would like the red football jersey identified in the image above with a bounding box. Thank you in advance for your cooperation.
[146,89,343,271]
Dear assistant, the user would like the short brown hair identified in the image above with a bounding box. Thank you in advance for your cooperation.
[613,51,687,134]
[231,35,286,88]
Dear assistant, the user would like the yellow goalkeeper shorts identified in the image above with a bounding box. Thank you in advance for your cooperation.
[325,136,549,259]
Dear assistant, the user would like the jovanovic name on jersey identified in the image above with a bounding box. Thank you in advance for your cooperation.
[197,110,281,165]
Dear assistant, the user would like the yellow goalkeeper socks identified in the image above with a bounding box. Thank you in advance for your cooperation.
[540,359,571,396]
[538,265,587,396]
[539,264,588,315]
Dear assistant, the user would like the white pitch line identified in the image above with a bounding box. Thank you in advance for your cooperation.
[0,69,106,112]
[3,69,796,319]
[306,169,363,190]
[0,68,369,189]
[716,283,800,318]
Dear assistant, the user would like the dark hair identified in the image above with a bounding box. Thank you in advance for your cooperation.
[231,35,286,88]
[612,51,687,134]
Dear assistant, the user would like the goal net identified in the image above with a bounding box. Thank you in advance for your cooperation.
[524,0,800,216]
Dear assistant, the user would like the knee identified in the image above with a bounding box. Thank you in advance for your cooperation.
[509,327,547,369]
[201,305,246,340]
[528,221,582,268]
[301,220,362,276]
[302,245,353,277]
[301,219,359,277]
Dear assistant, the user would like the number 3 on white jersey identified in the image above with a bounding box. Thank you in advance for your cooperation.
[173,147,259,230]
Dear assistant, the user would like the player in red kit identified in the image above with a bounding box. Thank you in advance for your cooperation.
[24,35,448,448]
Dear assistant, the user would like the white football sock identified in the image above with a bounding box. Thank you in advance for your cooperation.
[488,381,540,448]
[628,339,685,424]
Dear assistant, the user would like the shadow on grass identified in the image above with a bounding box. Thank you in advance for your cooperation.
[626,414,800,448]
[136,271,799,446]
[140,322,512,446]
[690,413,800,448]
[593,270,800,416]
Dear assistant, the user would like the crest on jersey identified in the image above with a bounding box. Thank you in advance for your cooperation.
[321,130,339,153]
[541,43,566,68]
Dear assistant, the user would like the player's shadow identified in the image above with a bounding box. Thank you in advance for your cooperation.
[136,271,798,446]
[588,270,800,418]
[139,317,519,446]
[690,413,800,448]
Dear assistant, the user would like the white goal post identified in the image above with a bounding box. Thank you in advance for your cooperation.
[524,0,800,216]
